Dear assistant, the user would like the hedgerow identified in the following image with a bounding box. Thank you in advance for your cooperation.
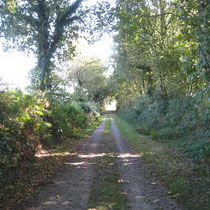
[0,90,101,184]
[117,95,210,162]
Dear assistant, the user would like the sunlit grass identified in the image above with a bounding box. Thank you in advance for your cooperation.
[114,114,210,210]
[80,115,104,138]
[104,114,111,136]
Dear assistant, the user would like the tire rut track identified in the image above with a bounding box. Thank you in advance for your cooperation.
[87,118,128,209]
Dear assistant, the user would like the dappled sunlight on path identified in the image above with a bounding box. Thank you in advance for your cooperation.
[110,114,182,210]
[64,152,142,169]
[21,115,182,210]
[22,118,106,210]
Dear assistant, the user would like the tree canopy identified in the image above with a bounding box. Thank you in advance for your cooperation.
[109,0,209,165]
[0,0,112,90]
[111,0,209,108]
[64,56,109,105]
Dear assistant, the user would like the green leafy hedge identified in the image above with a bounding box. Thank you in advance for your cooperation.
[117,95,210,162]
[0,90,100,184]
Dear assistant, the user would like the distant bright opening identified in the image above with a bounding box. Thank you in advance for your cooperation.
[105,100,117,111]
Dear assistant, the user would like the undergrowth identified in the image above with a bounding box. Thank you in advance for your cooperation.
[118,95,209,162]
[0,89,101,185]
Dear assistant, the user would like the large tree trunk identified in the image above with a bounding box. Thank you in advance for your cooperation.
[37,52,52,91]
[35,0,83,91]
[36,0,52,91]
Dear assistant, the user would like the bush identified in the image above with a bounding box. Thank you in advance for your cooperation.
[179,139,210,161]
[0,90,101,184]
[0,91,39,183]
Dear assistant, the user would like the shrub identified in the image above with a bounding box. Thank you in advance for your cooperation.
[0,90,102,184]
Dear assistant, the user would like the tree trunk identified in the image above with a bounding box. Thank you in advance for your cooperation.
[37,53,52,91]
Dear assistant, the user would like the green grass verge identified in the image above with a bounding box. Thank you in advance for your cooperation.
[104,114,111,136]
[0,116,104,209]
[114,114,209,210]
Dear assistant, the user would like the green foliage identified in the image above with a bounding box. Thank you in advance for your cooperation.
[179,139,210,162]
[112,0,209,118]
[117,95,210,162]
[0,0,113,90]
[64,56,109,107]
[0,89,101,184]
[0,114,104,209]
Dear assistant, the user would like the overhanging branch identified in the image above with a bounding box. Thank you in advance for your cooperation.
[58,0,83,25]
[50,0,84,53]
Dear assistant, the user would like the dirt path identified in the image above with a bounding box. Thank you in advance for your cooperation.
[18,115,182,210]
[18,118,106,210]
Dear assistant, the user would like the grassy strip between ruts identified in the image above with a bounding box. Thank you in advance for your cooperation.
[88,114,128,210]
[114,114,209,210]
[88,152,128,210]
[104,114,111,136]
[0,116,104,210]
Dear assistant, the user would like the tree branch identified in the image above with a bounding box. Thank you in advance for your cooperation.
[50,0,84,54]
[66,15,81,24]
[23,14,39,28]
[62,0,83,20]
